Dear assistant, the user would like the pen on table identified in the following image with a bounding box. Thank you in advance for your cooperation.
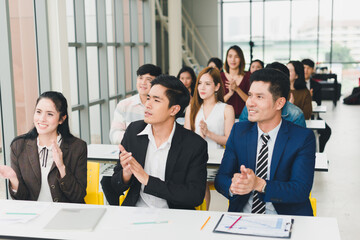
[229,216,242,229]
[132,220,169,225]
[200,216,211,230]
[6,212,37,215]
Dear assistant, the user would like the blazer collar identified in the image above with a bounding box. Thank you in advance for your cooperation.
[165,123,183,180]
[26,139,41,184]
[270,120,289,179]
[247,123,258,171]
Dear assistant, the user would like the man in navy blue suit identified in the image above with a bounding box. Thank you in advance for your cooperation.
[215,68,316,216]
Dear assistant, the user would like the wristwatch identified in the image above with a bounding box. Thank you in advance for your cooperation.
[261,182,267,193]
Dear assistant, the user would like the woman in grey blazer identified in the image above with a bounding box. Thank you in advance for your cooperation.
[0,91,87,203]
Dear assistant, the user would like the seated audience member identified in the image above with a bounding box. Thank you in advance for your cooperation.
[221,45,251,118]
[207,57,223,72]
[109,64,162,145]
[302,59,331,152]
[239,62,306,127]
[177,66,196,97]
[184,67,235,209]
[215,69,316,216]
[287,61,313,119]
[0,92,87,203]
[111,75,208,209]
[249,59,264,73]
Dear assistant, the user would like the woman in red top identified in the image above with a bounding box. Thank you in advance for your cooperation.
[221,45,250,118]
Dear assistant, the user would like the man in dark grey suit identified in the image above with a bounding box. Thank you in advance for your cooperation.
[111,75,208,209]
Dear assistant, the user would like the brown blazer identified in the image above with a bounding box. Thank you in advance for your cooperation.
[9,136,87,203]
[290,89,313,120]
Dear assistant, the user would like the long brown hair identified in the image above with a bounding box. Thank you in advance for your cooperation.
[189,67,225,131]
[224,45,245,76]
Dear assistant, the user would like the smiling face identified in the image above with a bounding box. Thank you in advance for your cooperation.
[144,84,179,126]
[197,73,219,101]
[136,73,157,97]
[303,64,314,80]
[179,71,192,92]
[33,98,64,137]
[246,81,284,127]
[226,49,241,70]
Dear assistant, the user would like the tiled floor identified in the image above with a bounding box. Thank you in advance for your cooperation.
[1,99,359,239]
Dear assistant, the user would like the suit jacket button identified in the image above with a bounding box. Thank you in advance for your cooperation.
[51,185,55,189]
[60,182,64,186]
[54,198,59,202]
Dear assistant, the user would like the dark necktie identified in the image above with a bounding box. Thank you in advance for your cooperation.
[251,134,270,214]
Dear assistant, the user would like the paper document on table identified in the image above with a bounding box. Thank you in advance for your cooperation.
[0,201,50,224]
[214,214,293,238]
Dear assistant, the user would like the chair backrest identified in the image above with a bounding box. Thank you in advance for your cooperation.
[85,162,104,205]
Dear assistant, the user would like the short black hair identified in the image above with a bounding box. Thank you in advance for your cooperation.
[136,64,162,77]
[288,60,306,90]
[176,66,197,96]
[265,62,290,78]
[207,57,223,70]
[301,59,315,68]
[151,74,190,118]
[250,68,290,101]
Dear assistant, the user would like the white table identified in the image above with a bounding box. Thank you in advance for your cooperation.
[312,105,327,119]
[88,144,328,172]
[0,199,340,240]
[306,120,326,152]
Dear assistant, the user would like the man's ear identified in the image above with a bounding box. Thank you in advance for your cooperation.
[275,97,286,110]
[170,105,181,117]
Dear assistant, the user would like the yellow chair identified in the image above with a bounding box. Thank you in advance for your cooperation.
[195,199,207,211]
[310,192,317,216]
[119,188,130,206]
[84,162,104,205]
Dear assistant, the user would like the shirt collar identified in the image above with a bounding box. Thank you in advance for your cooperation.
[37,134,62,151]
[257,120,282,143]
[138,122,177,149]
[130,94,144,107]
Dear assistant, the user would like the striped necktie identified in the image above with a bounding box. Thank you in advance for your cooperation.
[251,134,270,214]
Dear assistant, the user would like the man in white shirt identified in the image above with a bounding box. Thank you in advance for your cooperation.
[109,64,162,144]
[111,75,208,209]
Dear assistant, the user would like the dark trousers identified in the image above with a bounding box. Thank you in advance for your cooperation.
[318,120,331,152]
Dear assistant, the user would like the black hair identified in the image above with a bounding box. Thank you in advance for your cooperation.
[249,59,264,71]
[136,64,162,77]
[265,62,290,78]
[250,68,290,101]
[207,57,223,70]
[288,60,306,90]
[151,74,190,119]
[301,59,315,68]
[176,66,197,96]
[11,91,73,144]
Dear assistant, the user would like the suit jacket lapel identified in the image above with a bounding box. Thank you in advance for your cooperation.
[270,121,289,180]
[136,135,149,167]
[26,139,41,184]
[165,123,182,180]
[49,139,69,173]
[247,123,258,171]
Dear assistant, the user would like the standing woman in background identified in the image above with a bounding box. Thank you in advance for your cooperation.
[185,67,235,209]
[287,61,313,119]
[177,66,197,97]
[0,91,87,203]
[221,45,250,118]
[249,59,264,73]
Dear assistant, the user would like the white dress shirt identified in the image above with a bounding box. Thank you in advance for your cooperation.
[135,122,176,208]
[242,120,282,214]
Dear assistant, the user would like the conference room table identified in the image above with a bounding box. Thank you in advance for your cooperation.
[0,199,340,240]
[88,144,329,172]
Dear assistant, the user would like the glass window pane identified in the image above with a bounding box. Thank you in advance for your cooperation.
[109,99,117,124]
[318,0,332,64]
[71,110,80,138]
[68,47,79,105]
[85,0,97,42]
[9,0,39,135]
[108,46,117,96]
[106,0,115,42]
[333,0,360,62]
[222,3,250,63]
[291,0,318,61]
[339,63,360,95]
[66,0,75,42]
[124,46,132,92]
[251,1,264,63]
[0,112,5,199]
[87,47,100,100]
[137,0,144,65]
[89,105,101,144]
